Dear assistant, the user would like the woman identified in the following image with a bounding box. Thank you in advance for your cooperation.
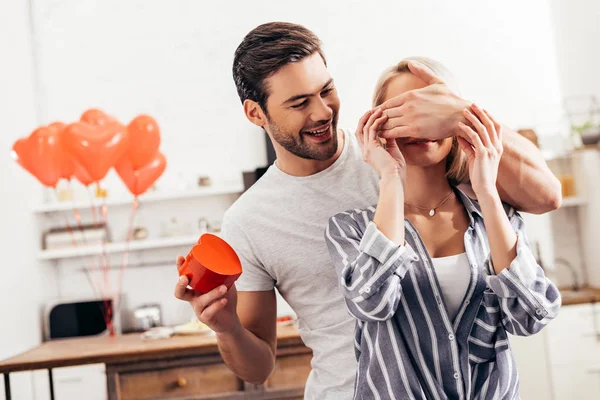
[325,58,560,400]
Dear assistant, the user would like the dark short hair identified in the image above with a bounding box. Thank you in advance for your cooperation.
[232,22,326,114]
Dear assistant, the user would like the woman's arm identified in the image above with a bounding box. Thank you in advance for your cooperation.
[323,109,415,323]
[458,105,561,335]
[325,214,416,323]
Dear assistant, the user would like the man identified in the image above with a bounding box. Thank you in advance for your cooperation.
[175,22,561,399]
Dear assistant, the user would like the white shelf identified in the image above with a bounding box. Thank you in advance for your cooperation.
[37,234,206,261]
[561,197,587,208]
[33,183,244,214]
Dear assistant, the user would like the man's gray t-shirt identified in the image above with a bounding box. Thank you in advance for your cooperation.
[221,129,379,399]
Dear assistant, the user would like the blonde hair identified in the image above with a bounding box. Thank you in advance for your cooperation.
[372,56,468,186]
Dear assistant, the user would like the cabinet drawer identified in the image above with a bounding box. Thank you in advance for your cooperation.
[265,353,312,390]
[118,363,241,400]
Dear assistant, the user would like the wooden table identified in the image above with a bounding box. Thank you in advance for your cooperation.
[0,325,312,400]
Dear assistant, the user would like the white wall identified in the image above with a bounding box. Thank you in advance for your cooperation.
[0,1,51,399]
[550,0,600,100]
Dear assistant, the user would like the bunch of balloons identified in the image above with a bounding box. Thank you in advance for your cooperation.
[11,108,166,196]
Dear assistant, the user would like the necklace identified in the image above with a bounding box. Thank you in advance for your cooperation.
[405,191,454,217]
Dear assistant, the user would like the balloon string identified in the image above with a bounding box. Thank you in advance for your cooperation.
[114,197,139,314]
[84,182,113,330]
[85,184,110,300]
[54,185,108,325]
[69,182,106,301]
[87,185,98,226]
[94,181,114,335]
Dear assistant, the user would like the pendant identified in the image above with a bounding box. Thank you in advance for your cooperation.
[429,209,435,217]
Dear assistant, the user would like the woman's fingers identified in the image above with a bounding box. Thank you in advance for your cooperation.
[457,136,475,159]
[463,107,490,148]
[369,115,389,145]
[483,108,503,145]
[458,122,485,154]
[470,104,496,146]
[356,110,374,146]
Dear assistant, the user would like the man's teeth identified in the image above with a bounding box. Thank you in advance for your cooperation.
[305,126,329,136]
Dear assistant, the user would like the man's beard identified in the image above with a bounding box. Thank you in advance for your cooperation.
[267,113,339,161]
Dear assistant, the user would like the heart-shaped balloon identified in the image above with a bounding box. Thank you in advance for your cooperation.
[125,115,161,169]
[115,152,166,196]
[80,108,119,127]
[11,127,62,187]
[63,122,128,182]
[44,122,75,181]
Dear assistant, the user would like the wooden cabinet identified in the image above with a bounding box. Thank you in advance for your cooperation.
[107,351,311,400]
[114,360,241,399]
[103,333,312,400]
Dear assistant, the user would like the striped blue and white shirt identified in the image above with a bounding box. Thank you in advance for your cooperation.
[325,189,561,400]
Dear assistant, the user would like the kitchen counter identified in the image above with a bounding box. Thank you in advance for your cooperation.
[1,324,311,400]
[559,286,600,306]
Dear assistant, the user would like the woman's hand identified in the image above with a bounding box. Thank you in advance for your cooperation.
[356,109,406,184]
[457,104,503,198]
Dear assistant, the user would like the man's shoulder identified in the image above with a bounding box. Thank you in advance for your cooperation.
[223,169,281,224]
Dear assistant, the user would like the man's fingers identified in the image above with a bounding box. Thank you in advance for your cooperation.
[176,256,185,268]
[174,276,196,302]
[378,94,405,112]
[407,61,444,85]
[200,298,228,322]
[379,126,414,139]
[380,115,410,130]
[193,285,228,311]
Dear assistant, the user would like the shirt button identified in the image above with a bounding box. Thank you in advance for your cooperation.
[364,286,371,294]
[448,334,455,341]
[535,309,543,315]
[453,372,460,379]
[465,300,470,305]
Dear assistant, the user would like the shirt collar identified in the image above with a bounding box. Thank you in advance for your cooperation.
[454,187,483,222]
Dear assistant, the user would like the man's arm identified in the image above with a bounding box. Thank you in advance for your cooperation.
[217,290,277,385]
[494,125,561,214]
[379,61,562,214]
[174,274,277,385]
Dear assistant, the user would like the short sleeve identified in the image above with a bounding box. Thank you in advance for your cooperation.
[220,214,275,292]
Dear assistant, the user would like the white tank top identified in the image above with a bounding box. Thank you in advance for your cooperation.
[431,252,471,320]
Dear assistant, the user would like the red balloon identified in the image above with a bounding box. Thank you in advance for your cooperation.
[45,122,77,181]
[125,115,161,169]
[115,152,166,196]
[80,109,118,127]
[63,122,128,182]
[47,122,66,134]
[11,127,62,187]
